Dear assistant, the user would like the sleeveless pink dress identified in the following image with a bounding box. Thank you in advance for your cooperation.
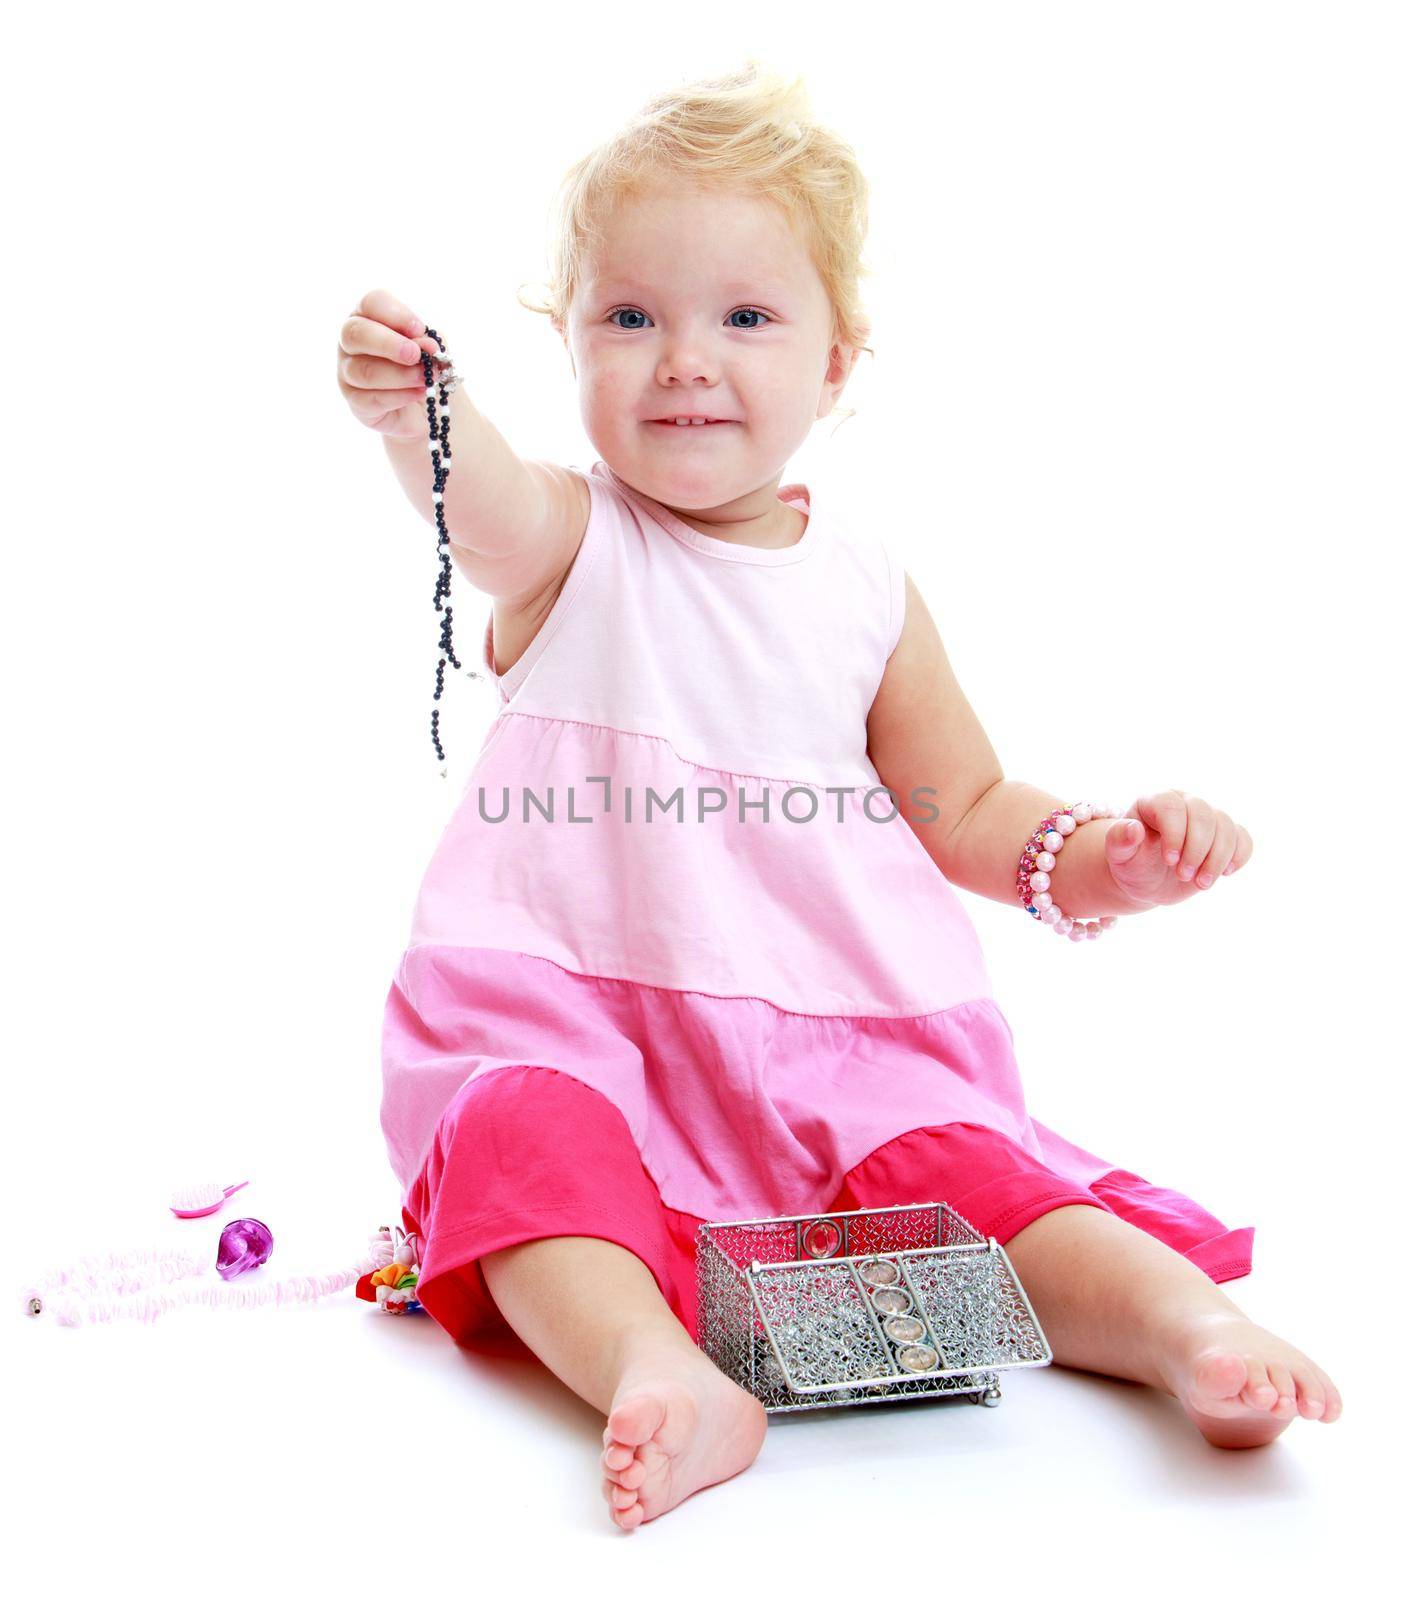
[380,461,1253,1347]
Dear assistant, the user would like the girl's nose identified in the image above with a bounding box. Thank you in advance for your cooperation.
[655,343,719,388]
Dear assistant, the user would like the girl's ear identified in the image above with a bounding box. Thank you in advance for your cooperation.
[825,332,866,402]
[848,319,873,372]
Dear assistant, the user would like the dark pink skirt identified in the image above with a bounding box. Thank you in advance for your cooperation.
[404,1064,1253,1354]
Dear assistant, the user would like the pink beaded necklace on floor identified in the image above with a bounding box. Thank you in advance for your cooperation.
[20,1200,422,1327]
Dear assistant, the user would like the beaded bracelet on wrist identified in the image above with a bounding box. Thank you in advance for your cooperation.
[1017,800,1120,942]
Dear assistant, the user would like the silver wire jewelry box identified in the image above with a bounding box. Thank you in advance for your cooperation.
[695,1201,1053,1414]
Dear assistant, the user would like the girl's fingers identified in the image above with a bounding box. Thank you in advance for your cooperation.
[343,381,427,422]
[340,346,432,391]
[340,315,427,367]
[1175,797,1216,882]
[346,287,426,343]
[337,305,432,386]
[337,291,434,402]
[1222,824,1253,875]
[1131,792,1253,885]
[1130,791,1188,869]
[361,403,431,440]
[336,291,441,437]
[1195,817,1237,887]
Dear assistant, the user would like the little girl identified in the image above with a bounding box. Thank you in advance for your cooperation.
[338,62,1341,1533]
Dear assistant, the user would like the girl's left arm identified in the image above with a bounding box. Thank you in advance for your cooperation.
[866,573,1253,919]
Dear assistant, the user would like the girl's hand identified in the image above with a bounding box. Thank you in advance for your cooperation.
[1103,790,1253,909]
[337,288,441,440]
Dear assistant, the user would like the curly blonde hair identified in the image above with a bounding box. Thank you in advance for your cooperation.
[518,59,874,414]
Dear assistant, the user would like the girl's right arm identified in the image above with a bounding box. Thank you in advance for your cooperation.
[337,287,587,608]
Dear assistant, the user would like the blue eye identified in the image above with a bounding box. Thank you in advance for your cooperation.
[604,306,773,330]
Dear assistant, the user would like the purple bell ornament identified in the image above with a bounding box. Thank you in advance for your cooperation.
[216,1218,273,1281]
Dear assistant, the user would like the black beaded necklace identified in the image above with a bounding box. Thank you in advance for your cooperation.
[418,330,479,774]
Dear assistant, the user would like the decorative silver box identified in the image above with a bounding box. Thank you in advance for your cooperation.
[695,1201,1053,1414]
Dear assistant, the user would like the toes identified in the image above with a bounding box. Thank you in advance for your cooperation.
[602,1478,644,1530]
[1185,1326,1344,1426]
[1239,1359,1279,1411]
[602,1441,634,1471]
[1190,1348,1248,1404]
[1297,1390,1325,1419]
[601,1455,647,1490]
[1265,1363,1298,1419]
[606,1387,668,1450]
[1309,1363,1343,1421]
[1294,1369,1326,1420]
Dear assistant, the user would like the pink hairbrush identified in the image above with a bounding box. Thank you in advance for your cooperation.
[169,1180,249,1219]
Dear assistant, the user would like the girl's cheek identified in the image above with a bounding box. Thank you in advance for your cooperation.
[580,347,632,390]
[580,379,634,431]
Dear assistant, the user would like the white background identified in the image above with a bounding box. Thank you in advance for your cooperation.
[3,0,1404,1590]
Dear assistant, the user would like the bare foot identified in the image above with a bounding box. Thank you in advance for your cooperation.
[598,1335,768,1531]
[1155,1310,1343,1448]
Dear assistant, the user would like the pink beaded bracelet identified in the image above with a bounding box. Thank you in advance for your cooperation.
[1017,800,1120,942]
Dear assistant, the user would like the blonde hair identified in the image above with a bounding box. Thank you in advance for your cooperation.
[518,59,875,417]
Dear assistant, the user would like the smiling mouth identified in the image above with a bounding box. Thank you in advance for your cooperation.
[647,419,737,427]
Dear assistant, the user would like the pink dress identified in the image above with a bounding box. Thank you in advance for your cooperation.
[380,461,1253,1347]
